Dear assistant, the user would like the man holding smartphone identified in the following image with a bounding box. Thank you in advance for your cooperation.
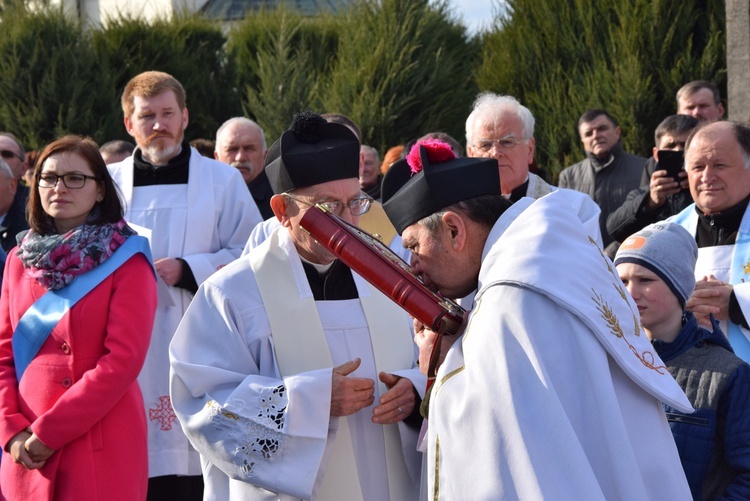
[607,114,699,242]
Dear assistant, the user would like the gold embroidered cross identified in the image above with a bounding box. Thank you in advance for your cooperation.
[743,261,750,274]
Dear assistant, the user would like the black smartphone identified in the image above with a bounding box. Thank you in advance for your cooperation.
[657,150,684,183]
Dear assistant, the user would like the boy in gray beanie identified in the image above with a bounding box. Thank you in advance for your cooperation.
[615,222,750,500]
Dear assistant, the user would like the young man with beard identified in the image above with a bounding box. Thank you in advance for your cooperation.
[109,71,262,500]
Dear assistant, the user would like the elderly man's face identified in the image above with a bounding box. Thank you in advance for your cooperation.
[0,136,25,180]
[678,88,724,122]
[215,123,267,184]
[359,147,380,189]
[579,115,621,158]
[276,178,362,264]
[124,90,188,165]
[467,110,534,195]
[686,123,750,215]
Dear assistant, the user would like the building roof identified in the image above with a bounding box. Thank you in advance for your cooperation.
[200,0,352,20]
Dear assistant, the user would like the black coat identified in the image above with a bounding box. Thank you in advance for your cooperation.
[0,184,29,253]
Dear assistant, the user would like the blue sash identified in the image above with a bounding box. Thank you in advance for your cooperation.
[12,235,154,381]
[671,204,750,361]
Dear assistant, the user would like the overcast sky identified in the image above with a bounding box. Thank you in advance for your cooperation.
[450,0,503,34]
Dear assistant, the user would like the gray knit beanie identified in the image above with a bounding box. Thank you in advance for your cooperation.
[614,222,698,307]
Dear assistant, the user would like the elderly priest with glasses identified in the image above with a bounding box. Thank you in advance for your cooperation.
[169,112,423,500]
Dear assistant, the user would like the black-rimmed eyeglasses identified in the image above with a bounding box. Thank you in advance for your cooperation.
[38,173,100,189]
[285,192,373,216]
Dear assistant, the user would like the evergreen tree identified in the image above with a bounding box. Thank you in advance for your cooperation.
[320,0,479,152]
[477,0,726,178]
[230,7,337,143]
[91,13,240,142]
[0,6,107,149]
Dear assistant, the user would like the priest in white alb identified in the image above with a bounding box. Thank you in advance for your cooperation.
[169,112,423,500]
[381,140,693,499]
[109,71,262,499]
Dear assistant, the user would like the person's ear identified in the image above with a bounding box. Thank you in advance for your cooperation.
[441,211,468,252]
[271,194,302,226]
[124,116,136,138]
[270,194,289,225]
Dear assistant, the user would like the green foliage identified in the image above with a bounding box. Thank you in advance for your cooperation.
[91,13,240,142]
[229,7,339,142]
[0,6,238,149]
[319,0,479,152]
[477,0,726,179]
[0,6,106,150]
[229,0,477,151]
[0,0,729,170]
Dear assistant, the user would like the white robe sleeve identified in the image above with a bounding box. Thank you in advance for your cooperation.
[169,277,332,499]
[182,168,262,283]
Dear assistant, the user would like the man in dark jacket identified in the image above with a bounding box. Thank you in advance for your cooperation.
[607,115,698,242]
[559,109,645,256]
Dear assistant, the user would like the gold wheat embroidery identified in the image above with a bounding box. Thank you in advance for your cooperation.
[588,238,667,374]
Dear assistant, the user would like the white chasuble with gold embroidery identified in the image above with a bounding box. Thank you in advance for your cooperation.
[427,190,691,500]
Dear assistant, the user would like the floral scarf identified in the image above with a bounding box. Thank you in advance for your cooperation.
[17,219,136,290]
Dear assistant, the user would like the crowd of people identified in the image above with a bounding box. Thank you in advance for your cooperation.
[0,70,747,501]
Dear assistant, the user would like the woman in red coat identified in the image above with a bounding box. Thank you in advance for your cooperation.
[0,136,157,500]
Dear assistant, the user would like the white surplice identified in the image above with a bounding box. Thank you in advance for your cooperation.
[427,190,692,500]
[109,148,262,477]
[169,228,424,500]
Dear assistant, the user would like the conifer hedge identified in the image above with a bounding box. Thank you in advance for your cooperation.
[0,0,728,174]
[477,0,726,178]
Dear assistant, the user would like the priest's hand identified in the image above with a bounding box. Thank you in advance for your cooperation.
[155,257,183,286]
[686,275,731,328]
[24,433,54,463]
[413,318,460,377]
[8,429,46,470]
[371,373,416,424]
[331,358,375,417]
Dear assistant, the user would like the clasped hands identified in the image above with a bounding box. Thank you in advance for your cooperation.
[686,275,733,328]
[7,428,54,470]
[331,358,416,424]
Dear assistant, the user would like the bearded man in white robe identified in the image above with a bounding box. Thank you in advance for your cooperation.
[170,112,423,500]
[381,140,692,500]
[109,71,262,499]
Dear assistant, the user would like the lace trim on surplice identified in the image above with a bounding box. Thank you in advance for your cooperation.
[206,385,288,476]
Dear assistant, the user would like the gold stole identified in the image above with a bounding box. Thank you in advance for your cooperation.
[358,201,398,245]
[249,229,415,500]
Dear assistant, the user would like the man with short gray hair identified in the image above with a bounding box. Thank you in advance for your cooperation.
[359,145,382,200]
[215,117,272,219]
[669,121,750,363]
